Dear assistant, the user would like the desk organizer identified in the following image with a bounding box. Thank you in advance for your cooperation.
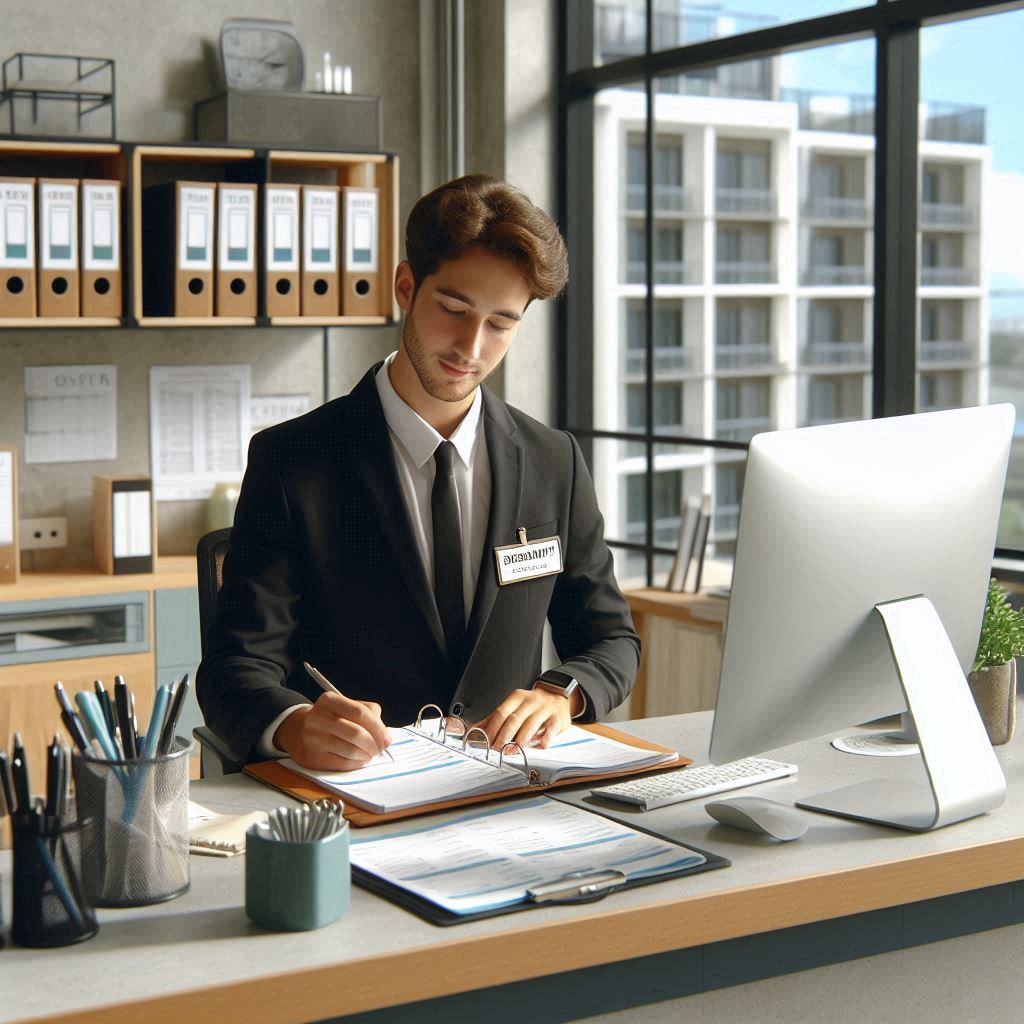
[73,738,191,906]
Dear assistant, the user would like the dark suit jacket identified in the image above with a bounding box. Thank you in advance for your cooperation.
[196,364,640,762]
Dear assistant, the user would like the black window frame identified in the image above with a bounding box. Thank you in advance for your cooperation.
[557,0,1020,584]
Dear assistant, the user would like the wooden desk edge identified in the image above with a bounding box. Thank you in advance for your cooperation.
[16,832,1024,1024]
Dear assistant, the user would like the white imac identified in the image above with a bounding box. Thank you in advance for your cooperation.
[709,404,1015,831]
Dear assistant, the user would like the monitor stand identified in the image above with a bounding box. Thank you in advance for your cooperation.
[797,594,1007,831]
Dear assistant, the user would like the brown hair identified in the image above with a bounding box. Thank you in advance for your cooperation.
[405,173,568,301]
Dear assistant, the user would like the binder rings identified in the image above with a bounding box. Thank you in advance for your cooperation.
[92,475,155,574]
[340,186,379,315]
[215,183,257,317]
[300,184,339,316]
[38,179,80,318]
[142,181,216,317]
[0,446,18,584]
[0,178,36,317]
[80,180,122,318]
[350,797,729,926]
[264,184,301,317]
[246,721,691,828]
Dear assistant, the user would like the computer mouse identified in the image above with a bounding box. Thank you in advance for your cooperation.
[704,796,809,841]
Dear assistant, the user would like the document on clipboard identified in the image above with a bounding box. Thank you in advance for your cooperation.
[350,796,727,925]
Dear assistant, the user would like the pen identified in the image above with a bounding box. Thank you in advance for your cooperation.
[158,673,190,755]
[304,661,394,762]
[54,682,91,753]
[12,732,31,818]
[94,679,117,738]
[75,692,122,763]
[0,750,14,816]
[140,684,172,760]
[114,675,136,759]
[45,735,62,822]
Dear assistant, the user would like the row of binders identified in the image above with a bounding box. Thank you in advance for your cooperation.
[0,177,121,318]
[143,180,381,318]
[666,494,712,593]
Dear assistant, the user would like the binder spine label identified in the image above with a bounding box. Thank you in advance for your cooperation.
[178,186,215,271]
[345,190,379,272]
[0,451,13,545]
[82,184,120,271]
[218,187,255,271]
[0,181,35,268]
[303,189,338,272]
[40,184,78,270]
[266,188,299,272]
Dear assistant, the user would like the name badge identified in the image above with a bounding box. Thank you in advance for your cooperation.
[494,528,563,586]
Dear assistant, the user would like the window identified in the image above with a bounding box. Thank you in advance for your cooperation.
[562,2,1024,583]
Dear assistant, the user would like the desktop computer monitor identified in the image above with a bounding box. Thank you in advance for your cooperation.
[709,404,1015,831]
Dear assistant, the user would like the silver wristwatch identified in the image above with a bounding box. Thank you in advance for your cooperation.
[532,669,580,701]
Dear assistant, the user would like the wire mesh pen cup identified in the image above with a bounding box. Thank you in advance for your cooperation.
[11,815,98,947]
[72,738,192,907]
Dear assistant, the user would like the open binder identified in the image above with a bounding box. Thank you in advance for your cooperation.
[245,710,692,828]
[349,796,729,926]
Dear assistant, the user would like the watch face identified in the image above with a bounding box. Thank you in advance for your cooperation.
[221,20,305,91]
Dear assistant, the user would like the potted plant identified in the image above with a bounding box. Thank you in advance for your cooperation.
[968,578,1024,745]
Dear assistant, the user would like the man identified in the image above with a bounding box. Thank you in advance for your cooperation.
[197,173,639,771]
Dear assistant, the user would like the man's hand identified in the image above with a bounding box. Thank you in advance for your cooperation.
[474,686,582,751]
[274,691,391,771]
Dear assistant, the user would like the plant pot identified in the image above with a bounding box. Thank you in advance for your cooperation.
[967,659,1017,746]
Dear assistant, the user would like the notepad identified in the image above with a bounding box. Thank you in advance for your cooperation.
[188,801,268,857]
[279,723,678,815]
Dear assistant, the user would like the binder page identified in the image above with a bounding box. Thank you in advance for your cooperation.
[522,725,678,783]
[280,727,525,814]
[350,796,706,916]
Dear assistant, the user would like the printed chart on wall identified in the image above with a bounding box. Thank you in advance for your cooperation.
[23,365,118,464]
[149,365,251,501]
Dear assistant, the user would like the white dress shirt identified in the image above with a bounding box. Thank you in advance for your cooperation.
[257,352,492,755]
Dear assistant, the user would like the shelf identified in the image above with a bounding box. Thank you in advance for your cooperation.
[0,138,120,155]
[269,150,389,166]
[138,316,258,328]
[0,317,121,328]
[269,315,390,327]
[7,557,198,602]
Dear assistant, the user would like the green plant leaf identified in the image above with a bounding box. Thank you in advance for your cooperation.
[973,578,1024,672]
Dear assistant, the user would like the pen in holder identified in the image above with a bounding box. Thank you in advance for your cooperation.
[11,813,97,947]
[245,801,349,931]
[73,738,191,907]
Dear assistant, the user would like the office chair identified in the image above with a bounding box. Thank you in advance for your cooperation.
[193,527,245,777]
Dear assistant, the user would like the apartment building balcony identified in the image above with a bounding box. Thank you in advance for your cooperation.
[716,188,776,217]
[803,341,871,367]
[781,88,874,135]
[626,261,698,285]
[920,202,976,230]
[715,417,771,443]
[715,261,775,285]
[623,346,697,376]
[803,265,870,286]
[624,424,707,457]
[625,183,698,215]
[713,503,740,537]
[922,102,986,144]
[920,266,975,287]
[806,414,863,427]
[919,340,972,363]
[715,343,774,371]
[625,516,685,547]
[803,196,870,222]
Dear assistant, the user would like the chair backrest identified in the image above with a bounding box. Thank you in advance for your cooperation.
[196,527,231,657]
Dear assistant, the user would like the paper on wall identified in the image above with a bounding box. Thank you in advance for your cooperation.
[250,394,311,443]
[24,365,117,464]
[149,365,251,502]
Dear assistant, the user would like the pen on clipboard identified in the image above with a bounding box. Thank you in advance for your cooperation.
[303,661,395,762]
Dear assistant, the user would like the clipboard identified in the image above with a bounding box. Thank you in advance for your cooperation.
[245,723,692,828]
[351,806,729,926]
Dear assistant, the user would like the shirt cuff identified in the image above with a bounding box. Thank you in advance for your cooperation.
[257,705,304,758]
[571,687,589,721]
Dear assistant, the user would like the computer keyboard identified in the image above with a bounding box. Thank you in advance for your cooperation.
[593,757,799,811]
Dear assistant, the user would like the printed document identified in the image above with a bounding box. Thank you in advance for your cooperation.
[24,365,117,464]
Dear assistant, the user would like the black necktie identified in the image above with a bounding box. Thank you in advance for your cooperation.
[432,441,465,670]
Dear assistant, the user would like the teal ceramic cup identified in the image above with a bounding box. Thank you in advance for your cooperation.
[245,819,350,931]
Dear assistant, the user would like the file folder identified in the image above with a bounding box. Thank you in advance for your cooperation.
[340,186,380,316]
[142,181,216,317]
[93,476,155,575]
[80,180,122,319]
[215,183,257,317]
[38,179,80,318]
[301,185,339,316]
[0,445,18,584]
[264,184,300,317]
[0,178,36,317]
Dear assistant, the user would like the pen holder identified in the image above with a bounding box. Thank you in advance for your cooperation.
[245,816,350,931]
[11,816,98,947]
[73,738,191,907]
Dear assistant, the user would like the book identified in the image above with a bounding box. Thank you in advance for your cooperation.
[683,495,713,593]
[350,795,729,924]
[666,496,702,592]
[188,801,268,857]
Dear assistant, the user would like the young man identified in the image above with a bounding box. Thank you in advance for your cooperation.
[197,174,639,770]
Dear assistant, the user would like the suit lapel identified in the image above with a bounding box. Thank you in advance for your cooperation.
[347,368,446,654]
[464,389,524,663]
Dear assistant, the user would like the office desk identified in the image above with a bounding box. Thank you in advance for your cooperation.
[2,711,1024,1024]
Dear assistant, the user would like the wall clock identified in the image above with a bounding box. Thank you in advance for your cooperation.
[220,18,306,91]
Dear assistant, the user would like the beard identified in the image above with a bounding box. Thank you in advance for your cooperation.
[402,312,487,404]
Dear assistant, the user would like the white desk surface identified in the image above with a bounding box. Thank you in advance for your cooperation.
[2,711,1024,1024]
